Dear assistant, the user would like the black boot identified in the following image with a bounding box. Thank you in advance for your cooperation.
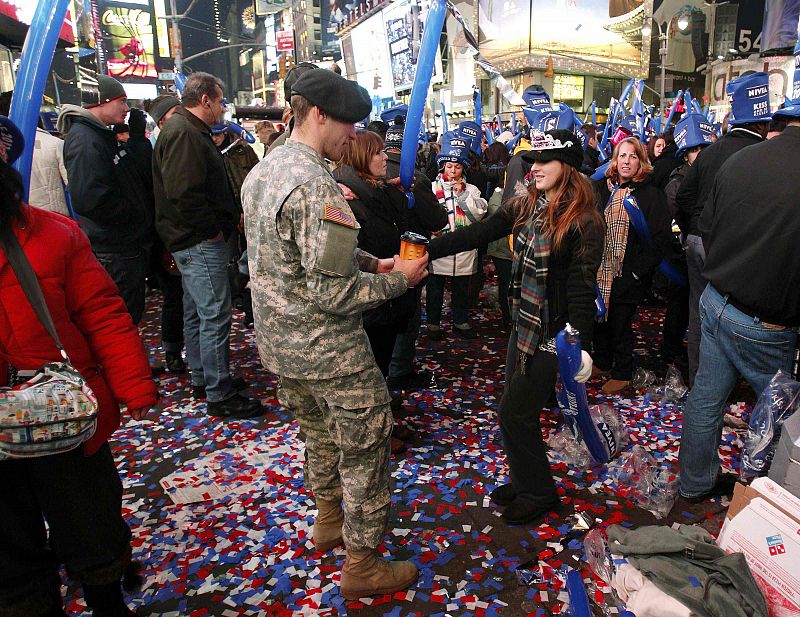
[164,352,186,373]
[83,582,137,617]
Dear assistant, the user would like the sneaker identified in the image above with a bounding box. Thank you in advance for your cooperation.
[192,376,248,399]
[207,393,266,419]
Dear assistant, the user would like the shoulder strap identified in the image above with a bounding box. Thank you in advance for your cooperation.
[0,231,68,359]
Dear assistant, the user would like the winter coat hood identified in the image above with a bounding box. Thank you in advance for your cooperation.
[57,104,110,135]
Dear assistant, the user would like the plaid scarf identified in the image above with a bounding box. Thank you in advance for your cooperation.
[596,180,632,320]
[509,195,550,356]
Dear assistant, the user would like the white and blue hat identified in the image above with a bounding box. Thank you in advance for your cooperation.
[522,85,551,112]
[773,98,800,120]
[457,120,481,155]
[0,115,25,165]
[673,113,714,158]
[436,130,469,167]
[726,72,771,125]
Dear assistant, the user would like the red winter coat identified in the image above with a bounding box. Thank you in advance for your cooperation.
[0,206,158,454]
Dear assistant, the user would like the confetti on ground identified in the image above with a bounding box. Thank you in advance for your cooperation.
[62,263,749,616]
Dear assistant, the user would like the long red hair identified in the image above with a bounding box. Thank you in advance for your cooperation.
[513,162,601,253]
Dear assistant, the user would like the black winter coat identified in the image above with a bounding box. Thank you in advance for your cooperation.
[333,165,416,330]
[649,143,682,191]
[428,198,605,346]
[385,152,448,237]
[152,107,239,252]
[674,128,763,236]
[595,178,675,304]
[62,114,153,253]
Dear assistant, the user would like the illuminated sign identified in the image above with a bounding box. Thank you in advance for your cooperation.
[0,0,75,43]
[349,11,394,98]
[553,74,584,102]
[478,0,649,77]
[100,2,158,79]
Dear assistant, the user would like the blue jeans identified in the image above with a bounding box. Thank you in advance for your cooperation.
[426,274,470,326]
[172,238,233,403]
[678,284,798,497]
[685,234,706,386]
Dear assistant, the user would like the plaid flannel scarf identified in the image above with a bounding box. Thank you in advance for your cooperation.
[509,195,551,356]
[596,180,632,320]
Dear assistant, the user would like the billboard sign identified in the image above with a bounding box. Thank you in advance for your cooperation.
[478,0,649,76]
[99,2,158,79]
[349,11,394,99]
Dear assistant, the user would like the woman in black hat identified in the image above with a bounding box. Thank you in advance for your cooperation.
[427,129,605,524]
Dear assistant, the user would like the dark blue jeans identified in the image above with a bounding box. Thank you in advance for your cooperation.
[678,284,798,497]
[94,249,148,325]
[172,237,234,403]
[426,274,470,326]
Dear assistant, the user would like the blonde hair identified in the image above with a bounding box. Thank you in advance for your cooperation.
[606,137,652,184]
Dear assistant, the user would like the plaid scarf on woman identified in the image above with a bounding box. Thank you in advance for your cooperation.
[596,180,632,320]
[509,195,550,356]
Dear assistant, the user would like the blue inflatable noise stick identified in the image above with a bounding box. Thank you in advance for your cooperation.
[566,570,592,617]
[555,324,619,465]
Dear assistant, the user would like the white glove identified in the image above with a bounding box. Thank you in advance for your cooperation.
[574,350,593,383]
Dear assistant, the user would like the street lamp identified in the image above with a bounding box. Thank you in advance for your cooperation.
[643,17,669,116]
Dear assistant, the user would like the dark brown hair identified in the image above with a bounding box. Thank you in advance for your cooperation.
[340,131,385,186]
[646,135,666,163]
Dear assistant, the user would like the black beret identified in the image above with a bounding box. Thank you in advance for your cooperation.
[291,70,372,124]
[284,62,319,103]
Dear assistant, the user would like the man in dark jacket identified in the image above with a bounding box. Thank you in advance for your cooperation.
[674,73,771,385]
[57,75,153,324]
[677,103,800,505]
[153,71,263,419]
[382,126,448,391]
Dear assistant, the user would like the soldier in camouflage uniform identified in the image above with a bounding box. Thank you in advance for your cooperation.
[241,69,428,599]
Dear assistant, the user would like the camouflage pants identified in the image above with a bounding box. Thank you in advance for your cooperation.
[279,365,393,551]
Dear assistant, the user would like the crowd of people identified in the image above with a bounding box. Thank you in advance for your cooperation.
[0,63,798,614]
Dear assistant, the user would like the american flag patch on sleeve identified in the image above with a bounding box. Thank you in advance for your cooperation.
[322,203,356,228]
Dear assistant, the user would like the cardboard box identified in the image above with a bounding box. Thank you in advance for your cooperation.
[769,410,800,498]
[718,478,800,617]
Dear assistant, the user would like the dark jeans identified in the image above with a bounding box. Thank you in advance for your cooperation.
[498,334,559,505]
[662,283,689,363]
[0,444,131,617]
[94,249,148,325]
[149,265,184,353]
[388,287,422,379]
[365,326,399,377]
[679,284,798,496]
[426,274,470,326]
[491,256,512,323]
[685,234,706,385]
[593,301,638,381]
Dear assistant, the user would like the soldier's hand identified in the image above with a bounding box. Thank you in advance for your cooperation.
[391,254,428,288]
[387,177,414,192]
[377,257,395,273]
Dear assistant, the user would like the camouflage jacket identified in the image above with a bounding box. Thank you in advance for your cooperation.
[242,139,408,379]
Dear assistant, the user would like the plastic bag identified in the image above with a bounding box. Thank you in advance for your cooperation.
[648,365,688,402]
[550,405,628,469]
[583,528,613,583]
[741,369,800,479]
[631,367,656,390]
[608,445,679,518]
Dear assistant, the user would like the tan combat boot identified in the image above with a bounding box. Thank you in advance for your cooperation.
[313,499,344,552]
[340,549,419,600]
